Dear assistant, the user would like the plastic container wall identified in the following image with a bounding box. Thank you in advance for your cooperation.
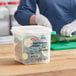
[8,1,21,27]
[8,0,20,2]
[11,26,51,64]
[0,0,9,3]
[0,2,10,36]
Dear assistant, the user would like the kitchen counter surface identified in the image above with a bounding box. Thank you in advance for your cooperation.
[0,44,76,76]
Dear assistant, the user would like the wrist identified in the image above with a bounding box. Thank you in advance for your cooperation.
[29,15,36,25]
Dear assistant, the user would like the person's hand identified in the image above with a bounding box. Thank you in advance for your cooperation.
[35,14,52,31]
[60,20,76,36]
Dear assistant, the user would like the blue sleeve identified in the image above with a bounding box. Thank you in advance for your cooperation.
[14,0,37,25]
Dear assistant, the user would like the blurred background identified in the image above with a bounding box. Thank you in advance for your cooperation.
[0,0,39,37]
[0,0,39,44]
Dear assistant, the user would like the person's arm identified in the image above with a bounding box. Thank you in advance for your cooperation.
[14,0,37,25]
[14,0,52,30]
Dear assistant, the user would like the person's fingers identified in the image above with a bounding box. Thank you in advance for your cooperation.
[66,29,72,36]
[60,26,66,36]
[60,23,72,36]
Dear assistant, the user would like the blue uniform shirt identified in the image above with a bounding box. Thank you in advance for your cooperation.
[14,0,76,34]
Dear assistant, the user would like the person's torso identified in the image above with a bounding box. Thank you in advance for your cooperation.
[37,0,76,33]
